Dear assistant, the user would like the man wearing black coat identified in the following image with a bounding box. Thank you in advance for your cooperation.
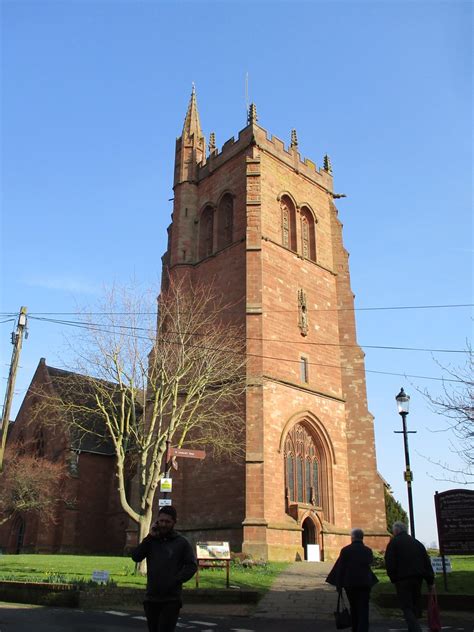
[384,521,434,632]
[131,506,197,632]
[326,528,378,632]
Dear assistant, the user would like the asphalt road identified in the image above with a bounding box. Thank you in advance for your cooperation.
[0,603,472,632]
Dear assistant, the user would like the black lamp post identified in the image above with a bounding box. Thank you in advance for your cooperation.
[395,387,416,537]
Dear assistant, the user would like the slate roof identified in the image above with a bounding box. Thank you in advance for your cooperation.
[44,363,140,456]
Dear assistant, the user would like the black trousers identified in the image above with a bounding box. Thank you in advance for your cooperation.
[345,587,371,632]
[143,600,181,632]
[395,577,423,632]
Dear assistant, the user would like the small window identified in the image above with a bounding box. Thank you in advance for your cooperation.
[300,356,309,383]
[69,451,79,476]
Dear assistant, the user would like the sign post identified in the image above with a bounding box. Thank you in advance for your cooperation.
[158,446,207,509]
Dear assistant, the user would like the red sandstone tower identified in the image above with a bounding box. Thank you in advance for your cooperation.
[163,88,388,560]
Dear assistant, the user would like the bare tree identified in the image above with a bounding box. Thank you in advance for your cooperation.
[423,345,473,484]
[34,276,246,547]
[0,445,67,526]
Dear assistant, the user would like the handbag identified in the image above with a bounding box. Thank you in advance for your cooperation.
[334,590,352,629]
[427,585,441,632]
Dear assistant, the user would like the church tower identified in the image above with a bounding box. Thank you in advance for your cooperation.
[162,88,388,560]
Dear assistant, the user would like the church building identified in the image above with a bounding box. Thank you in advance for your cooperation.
[160,89,388,561]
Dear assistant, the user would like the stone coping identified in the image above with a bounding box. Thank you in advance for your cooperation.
[0,581,260,608]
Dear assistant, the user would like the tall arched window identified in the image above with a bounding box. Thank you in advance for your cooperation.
[300,206,316,262]
[34,428,45,458]
[217,194,233,250]
[280,195,297,252]
[199,206,214,259]
[284,423,320,506]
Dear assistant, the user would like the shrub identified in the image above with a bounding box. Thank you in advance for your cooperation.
[372,551,386,569]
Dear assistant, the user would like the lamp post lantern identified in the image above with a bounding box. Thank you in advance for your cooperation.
[395,387,416,537]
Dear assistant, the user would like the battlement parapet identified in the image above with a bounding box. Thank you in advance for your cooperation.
[197,123,333,191]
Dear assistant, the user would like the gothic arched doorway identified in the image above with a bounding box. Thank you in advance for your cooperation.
[301,517,316,560]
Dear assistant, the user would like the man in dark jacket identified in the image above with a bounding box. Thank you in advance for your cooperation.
[131,506,197,632]
[384,521,434,632]
[326,528,378,632]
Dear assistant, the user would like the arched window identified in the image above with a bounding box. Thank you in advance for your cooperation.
[199,206,214,259]
[34,428,45,458]
[300,206,316,262]
[217,194,233,250]
[284,423,320,506]
[280,195,297,252]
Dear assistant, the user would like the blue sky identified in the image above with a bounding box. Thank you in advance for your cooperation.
[1,0,472,547]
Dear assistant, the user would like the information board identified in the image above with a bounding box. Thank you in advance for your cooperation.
[196,541,231,560]
[434,489,474,555]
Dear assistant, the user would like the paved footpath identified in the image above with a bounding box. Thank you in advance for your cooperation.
[254,561,336,620]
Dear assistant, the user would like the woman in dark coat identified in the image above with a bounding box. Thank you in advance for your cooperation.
[326,528,378,632]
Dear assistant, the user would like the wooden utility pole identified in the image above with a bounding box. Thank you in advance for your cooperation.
[0,306,28,472]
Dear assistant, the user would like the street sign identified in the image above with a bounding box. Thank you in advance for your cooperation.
[92,570,109,584]
[430,557,452,573]
[159,498,172,507]
[169,447,206,460]
[160,477,172,492]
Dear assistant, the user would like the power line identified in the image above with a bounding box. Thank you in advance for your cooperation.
[18,315,466,384]
[28,315,468,354]
[1,302,473,316]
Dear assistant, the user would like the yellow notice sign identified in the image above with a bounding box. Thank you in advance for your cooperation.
[160,477,172,492]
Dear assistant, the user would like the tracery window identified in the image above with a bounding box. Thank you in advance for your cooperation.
[280,196,297,252]
[300,206,316,262]
[284,423,320,506]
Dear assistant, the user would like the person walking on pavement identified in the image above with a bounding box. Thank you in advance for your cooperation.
[131,506,197,632]
[326,528,378,632]
[384,521,434,632]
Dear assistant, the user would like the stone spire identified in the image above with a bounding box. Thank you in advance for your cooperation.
[323,154,333,174]
[247,102,258,125]
[290,129,298,149]
[182,84,203,140]
[174,85,206,186]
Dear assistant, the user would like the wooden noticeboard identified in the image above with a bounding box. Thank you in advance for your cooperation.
[195,541,231,588]
[434,489,474,590]
[434,489,474,555]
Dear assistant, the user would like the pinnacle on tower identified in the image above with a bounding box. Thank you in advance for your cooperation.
[323,154,333,174]
[290,129,298,148]
[209,132,216,154]
[247,103,258,125]
[182,84,203,139]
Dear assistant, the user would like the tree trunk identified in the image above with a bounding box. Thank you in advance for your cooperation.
[135,512,153,575]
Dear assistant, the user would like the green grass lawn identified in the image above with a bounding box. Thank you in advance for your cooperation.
[372,555,474,596]
[0,554,287,592]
